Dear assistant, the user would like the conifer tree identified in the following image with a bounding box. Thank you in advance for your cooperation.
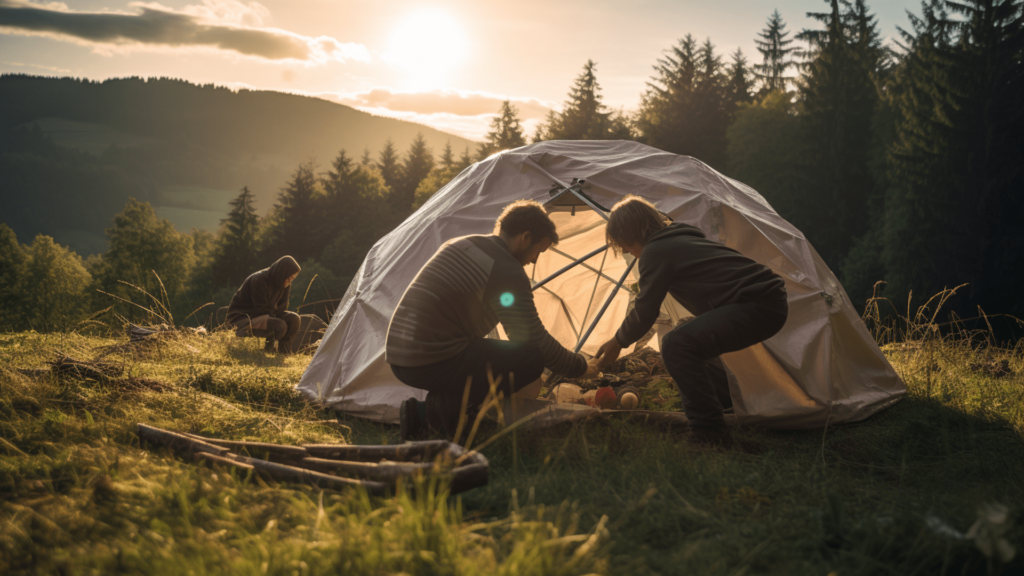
[265,161,321,263]
[213,186,260,288]
[479,100,528,158]
[636,35,731,168]
[883,0,1024,318]
[375,139,401,193]
[796,0,881,268]
[536,60,612,140]
[754,10,797,94]
[394,134,434,216]
[439,141,456,171]
[320,150,391,277]
[457,147,474,171]
[726,48,755,107]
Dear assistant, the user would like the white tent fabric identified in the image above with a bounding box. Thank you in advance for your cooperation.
[296,140,905,428]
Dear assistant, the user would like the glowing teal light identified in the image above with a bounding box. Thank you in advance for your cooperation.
[500,292,515,307]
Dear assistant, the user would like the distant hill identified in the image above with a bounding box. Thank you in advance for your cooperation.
[0,75,477,255]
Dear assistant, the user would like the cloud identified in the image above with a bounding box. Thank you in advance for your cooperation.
[310,88,557,141]
[0,0,370,63]
[325,87,555,121]
[1,59,70,72]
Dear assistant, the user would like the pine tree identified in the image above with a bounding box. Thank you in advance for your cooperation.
[883,0,1024,318]
[375,139,401,193]
[457,147,474,171]
[796,0,881,268]
[636,36,731,168]
[396,134,434,215]
[479,100,528,158]
[360,147,372,166]
[213,186,260,288]
[536,60,612,140]
[320,149,391,278]
[726,49,755,107]
[265,161,322,263]
[439,141,456,171]
[754,10,797,94]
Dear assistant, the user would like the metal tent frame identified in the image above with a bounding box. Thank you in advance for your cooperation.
[533,179,637,354]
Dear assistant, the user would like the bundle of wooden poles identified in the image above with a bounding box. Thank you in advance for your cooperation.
[136,424,489,495]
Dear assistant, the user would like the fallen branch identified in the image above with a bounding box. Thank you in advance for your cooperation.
[137,425,489,495]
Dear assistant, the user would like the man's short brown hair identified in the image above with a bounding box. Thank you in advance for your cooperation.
[606,195,669,252]
[494,199,559,245]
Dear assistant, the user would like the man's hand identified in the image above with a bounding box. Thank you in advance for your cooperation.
[595,337,623,369]
[582,357,602,379]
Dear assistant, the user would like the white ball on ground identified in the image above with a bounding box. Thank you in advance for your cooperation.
[620,392,639,410]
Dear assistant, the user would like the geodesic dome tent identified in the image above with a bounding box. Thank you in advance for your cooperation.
[296,140,905,428]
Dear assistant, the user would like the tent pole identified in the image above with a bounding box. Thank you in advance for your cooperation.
[531,245,608,292]
[567,187,610,221]
[574,259,637,354]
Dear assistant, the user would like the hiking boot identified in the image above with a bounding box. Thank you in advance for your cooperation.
[277,338,293,356]
[400,397,425,441]
[687,426,734,450]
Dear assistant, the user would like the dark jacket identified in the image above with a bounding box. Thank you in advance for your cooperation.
[615,223,787,347]
[226,256,302,323]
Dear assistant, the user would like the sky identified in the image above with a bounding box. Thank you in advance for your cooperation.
[0,0,924,141]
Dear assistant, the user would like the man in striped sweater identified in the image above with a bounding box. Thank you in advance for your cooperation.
[386,200,600,439]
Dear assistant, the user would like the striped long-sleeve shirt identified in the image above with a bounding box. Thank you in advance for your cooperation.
[385,234,587,378]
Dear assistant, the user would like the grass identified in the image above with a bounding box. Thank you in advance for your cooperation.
[1,316,1022,574]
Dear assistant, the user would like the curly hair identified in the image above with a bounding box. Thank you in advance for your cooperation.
[494,199,559,245]
[605,195,669,253]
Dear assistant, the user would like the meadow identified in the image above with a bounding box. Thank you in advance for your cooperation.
[1,312,1021,575]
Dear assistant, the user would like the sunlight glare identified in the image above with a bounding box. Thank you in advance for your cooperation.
[383,11,467,89]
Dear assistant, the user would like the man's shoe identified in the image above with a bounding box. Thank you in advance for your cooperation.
[400,397,424,441]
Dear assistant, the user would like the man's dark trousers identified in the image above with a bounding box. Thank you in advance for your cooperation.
[661,298,788,428]
[391,339,544,433]
[232,312,301,353]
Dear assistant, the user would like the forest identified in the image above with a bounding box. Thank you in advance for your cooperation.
[0,0,1021,338]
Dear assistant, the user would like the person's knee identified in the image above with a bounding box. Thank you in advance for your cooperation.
[663,327,700,354]
[266,318,287,339]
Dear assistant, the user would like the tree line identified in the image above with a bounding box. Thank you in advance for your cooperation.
[1,0,1020,333]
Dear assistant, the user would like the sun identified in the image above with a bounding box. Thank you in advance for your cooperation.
[384,11,467,88]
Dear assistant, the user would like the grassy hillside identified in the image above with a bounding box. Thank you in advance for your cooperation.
[0,75,477,255]
[1,325,1022,574]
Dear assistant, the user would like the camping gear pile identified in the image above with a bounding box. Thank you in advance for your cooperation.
[298,140,906,429]
[137,424,489,494]
[547,347,669,410]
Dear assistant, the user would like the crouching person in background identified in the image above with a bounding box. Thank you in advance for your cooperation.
[386,200,600,441]
[226,255,302,355]
[595,196,788,447]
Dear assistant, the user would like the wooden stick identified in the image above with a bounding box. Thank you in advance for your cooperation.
[299,457,433,482]
[183,434,309,459]
[137,424,230,457]
[229,453,388,495]
[300,440,451,462]
[197,452,254,470]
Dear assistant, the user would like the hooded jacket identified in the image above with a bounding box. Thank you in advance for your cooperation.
[615,223,786,347]
[226,256,302,323]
